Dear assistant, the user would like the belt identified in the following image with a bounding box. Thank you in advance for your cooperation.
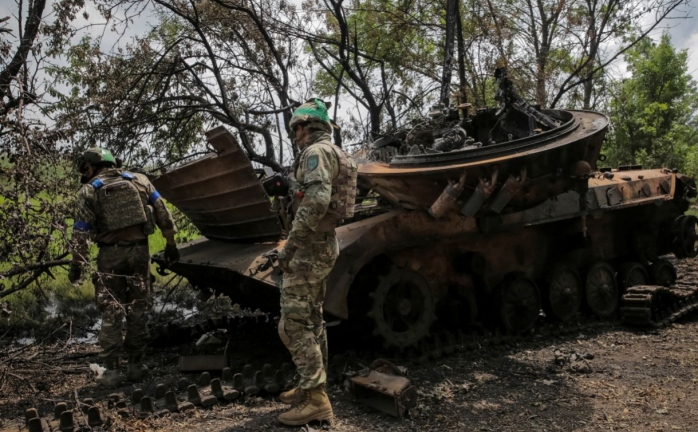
[98,239,149,248]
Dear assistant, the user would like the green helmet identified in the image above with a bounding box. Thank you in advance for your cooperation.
[289,99,332,136]
[79,147,116,171]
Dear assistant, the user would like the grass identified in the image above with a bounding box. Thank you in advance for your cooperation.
[1,213,198,330]
[1,158,200,330]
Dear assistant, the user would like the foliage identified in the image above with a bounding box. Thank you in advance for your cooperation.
[0,0,696,314]
[604,33,698,176]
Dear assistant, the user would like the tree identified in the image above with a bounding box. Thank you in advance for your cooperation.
[0,0,97,299]
[604,33,698,174]
[49,0,307,169]
[551,0,688,109]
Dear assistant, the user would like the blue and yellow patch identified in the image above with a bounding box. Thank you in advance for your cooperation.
[307,155,319,171]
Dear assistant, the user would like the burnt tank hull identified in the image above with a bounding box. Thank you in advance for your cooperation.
[360,110,609,212]
[154,168,688,316]
[152,126,696,350]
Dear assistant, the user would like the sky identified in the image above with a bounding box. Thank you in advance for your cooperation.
[662,12,698,77]
[1,0,697,163]
[3,0,698,93]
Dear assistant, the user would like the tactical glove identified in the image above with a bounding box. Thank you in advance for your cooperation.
[68,263,82,283]
[164,244,180,266]
[278,237,298,274]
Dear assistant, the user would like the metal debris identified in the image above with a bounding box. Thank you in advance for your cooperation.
[25,408,38,424]
[87,406,103,427]
[27,417,43,432]
[80,398,94,414]
[58,410,75,432]
[211,377,239,401]
[187,384,202,405]
[53,402,67,419]
[199,371,211,386]
[131,388,144,404]
[243,365,260,395]
[139,396,155,418]
[165,391,179,413]
[177,377,190,391]
[222,367,233,382]
[349,359,417,418]
[155,383,168,399]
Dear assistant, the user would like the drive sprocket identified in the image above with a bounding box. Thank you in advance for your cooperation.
[367,267,435,350]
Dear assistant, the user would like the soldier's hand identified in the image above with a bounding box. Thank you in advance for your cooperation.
[68,263,82,284]
[278,246,296,274]
[278,248,294,273]
[164,244,180,266]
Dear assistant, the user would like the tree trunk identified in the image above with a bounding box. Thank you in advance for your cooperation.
[536,46,549,108]
[456,1,469,107]
[440,0,459,107]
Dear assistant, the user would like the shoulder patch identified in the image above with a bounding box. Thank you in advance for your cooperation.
[307,154,319,171]
[121,172,135,180]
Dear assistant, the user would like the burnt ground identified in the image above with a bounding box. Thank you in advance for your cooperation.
[3,260,698,432]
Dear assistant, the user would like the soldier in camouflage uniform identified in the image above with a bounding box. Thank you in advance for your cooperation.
[68,148,179,388]
[276,100,358,426]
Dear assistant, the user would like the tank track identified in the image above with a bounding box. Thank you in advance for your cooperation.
[26,260,696,428]
[372,257,698,363]
[151,260,698,365]
[621,259,698,328]
[21,363,298,429]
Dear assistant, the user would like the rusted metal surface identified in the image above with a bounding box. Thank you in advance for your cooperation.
[349,359,417,418]
[150,121,694,347]
[360,110,609,213]
[152,126,281,242]
[153,169,685,323]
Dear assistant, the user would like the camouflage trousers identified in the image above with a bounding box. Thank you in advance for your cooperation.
[279,231,339,389]
[93,243,152,361]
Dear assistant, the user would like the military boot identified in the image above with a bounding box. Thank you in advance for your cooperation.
[279,387,302,404]
[96,358,123,388]
[278,386,333,426]
[126,355,148,382]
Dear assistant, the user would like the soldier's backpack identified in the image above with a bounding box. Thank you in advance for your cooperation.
[91,172,148,232]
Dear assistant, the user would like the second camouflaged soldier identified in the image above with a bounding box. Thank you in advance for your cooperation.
[69,148,180,387]
[276,100,358,425]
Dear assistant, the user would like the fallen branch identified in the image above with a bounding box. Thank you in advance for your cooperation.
[0,258,71,278]
[0,253,69,299]
[6,371,38,393]
[12,367,89,375]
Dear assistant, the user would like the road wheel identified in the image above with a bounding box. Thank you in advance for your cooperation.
[673,215,698,258]
[649,259,677,287]
[542,265,583,321]
[585,261,619,318]
[367,267,435,350]
[498,273,541,333]
[619,261,649,292]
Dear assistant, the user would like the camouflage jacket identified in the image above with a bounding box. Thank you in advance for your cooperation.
[71,168,177,263]
[288,131,340,242]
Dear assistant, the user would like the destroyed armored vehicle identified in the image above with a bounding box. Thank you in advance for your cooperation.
[151,87,697,351]
[359,68,608,216]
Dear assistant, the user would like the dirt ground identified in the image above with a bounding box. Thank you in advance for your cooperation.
[3,311,698,432]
